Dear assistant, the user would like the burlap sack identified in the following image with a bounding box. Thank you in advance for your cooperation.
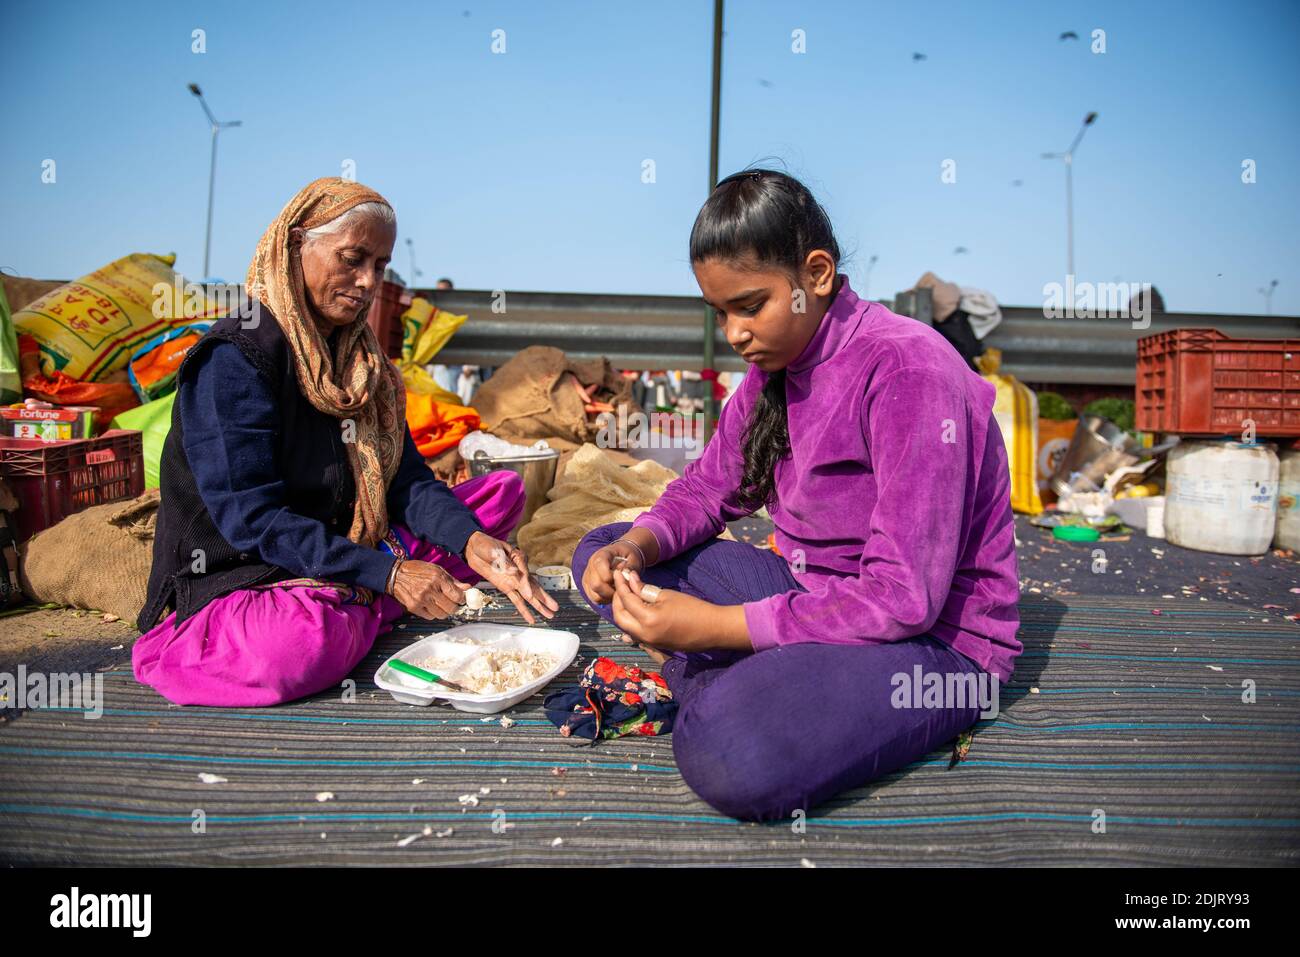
[17,488,160,621]
[0,276,66,313]
[471,346,633,445]
[517,442,732,568]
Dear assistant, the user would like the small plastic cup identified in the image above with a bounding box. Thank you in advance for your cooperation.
[534,564,572,590]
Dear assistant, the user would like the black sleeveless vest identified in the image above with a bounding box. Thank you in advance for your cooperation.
[138,307,357,631]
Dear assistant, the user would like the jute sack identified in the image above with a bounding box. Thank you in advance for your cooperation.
[17,488,160,621]
[0,276,66,313]
[517,443,734,568]
[471,346,633,445]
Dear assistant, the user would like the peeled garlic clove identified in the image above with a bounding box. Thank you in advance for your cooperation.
[464,587,487,610]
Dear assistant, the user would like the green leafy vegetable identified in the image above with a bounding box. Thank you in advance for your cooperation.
[1083,397,1136,435]
[1038,392,1077,421]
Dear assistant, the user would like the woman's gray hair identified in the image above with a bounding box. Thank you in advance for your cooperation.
[304,201,396,241]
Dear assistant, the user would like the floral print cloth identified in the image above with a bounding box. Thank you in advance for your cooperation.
[543,656,677,742]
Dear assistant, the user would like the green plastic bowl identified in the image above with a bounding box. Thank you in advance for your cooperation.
[1053,525,1101,543]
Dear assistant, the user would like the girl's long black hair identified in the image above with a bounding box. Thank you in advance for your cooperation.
[689,168,842,512]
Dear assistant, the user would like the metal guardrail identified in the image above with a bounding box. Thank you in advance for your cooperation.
[413,287,1300,386]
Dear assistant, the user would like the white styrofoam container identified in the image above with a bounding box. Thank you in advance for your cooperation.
[1110,495,1164,533]
[374,622,579,714]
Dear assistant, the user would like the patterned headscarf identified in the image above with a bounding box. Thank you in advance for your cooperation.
[246,177,406,549]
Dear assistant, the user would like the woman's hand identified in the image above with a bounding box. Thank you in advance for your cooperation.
[582,540,646,604]
[610,567,751,653]
[391,559,473,620]
[462,530,558,625]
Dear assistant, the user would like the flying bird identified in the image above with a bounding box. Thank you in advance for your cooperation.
[1011,179,1023,187]
[1059,31,1079,41]
[953,246,969,255]
[912,52,927,61]
[758,78,774,88]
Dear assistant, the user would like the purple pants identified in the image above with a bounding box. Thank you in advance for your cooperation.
[572,522,986,822]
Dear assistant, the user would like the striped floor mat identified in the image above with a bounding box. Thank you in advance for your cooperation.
[1,592,1297,866]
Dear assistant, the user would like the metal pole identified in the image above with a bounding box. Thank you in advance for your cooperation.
[702,0,723,443]
[190,85,240,280]
[406,238,419,287]
[204,124,218,279]
[1064,152,1074,280]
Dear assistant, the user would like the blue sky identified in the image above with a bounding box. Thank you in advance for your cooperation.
[2,0,1297,314]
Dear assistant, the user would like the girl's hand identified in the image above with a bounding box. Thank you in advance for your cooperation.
[610,566,713,652]
[462,531,558,625]
[582,540,645,604]
[391,560,473,620]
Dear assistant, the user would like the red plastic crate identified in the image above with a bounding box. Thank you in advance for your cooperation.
[365,280,411,360]
[1136,328,1300,436]
[0,429,145,543]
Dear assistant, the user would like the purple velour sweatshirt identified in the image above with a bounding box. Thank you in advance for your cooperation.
[632,277,1023,680]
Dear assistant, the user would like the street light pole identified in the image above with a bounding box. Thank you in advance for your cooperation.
[1259,278,1278,315]
[405,237,422,287]
[1064,152,1073,279]
[1042,111,1097,280]
[189,84,241,280]
[701,0,724,443]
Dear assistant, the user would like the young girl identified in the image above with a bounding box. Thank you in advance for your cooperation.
[572,169,1021,822]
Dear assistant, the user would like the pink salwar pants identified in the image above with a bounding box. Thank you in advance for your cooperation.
[132,471,525,707]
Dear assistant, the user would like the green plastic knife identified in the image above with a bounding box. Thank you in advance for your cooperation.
[388,658,470,693]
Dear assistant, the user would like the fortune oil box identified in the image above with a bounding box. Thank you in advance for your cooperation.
[1,405,98,440]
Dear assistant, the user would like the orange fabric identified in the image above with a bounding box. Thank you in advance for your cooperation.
[404,390,480,459]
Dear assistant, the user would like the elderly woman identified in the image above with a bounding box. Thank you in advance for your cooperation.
[134,178,557,707]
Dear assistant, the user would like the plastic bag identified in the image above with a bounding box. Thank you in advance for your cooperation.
[401,297,467,366]
[516,443,682,566]
[18,336,140,432]
[405,391,480,459]
[976,348,1043,515]
[12,253,223,381]
[128,322,212,401]
[110,392,175,490]
[402,365,465,406]
[397,296,471,406]
[0,281,19,404]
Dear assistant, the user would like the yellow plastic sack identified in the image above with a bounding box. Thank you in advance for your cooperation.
[402,365,463,405]
[397,296,468,405]
[12,253,223,382]
[977,348,1043,515]
[402,297,467,366]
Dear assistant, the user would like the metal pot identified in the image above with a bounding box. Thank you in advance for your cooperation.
[1049,414,1141,499]
[467,448,560,532]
